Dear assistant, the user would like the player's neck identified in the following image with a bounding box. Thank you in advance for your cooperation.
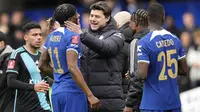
[25,44,38,55]
[149,23,162,32]
[136,26,146,33]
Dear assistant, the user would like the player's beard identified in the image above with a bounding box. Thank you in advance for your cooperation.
[30,44,40,50]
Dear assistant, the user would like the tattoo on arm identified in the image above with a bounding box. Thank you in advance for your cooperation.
[39,48,54,79]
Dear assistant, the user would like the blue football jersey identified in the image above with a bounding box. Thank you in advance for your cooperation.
[44,27,83,94]
[137,29,186,110]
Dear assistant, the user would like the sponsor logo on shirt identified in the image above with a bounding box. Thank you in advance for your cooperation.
[29,79,44,84]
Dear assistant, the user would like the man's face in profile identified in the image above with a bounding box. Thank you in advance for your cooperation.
[129,15,137,32]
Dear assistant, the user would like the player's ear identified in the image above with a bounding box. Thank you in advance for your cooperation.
[24,34,28,41]
[106,16,110,23]
[116,23,120,28]
[162,15,165,25]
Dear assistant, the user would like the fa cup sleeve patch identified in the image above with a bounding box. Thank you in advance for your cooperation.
[7,60,15,69]
[72,36,79,44]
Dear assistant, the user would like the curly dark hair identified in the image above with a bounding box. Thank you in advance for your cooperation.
[131,9,148,27]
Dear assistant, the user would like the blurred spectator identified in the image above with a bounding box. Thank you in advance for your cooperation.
[11,10,24,26]
[106,0,122,16]
[114,11,133,42]
[178,31,192,93]
[182,12,196,31]
[180,31,191,53]
[187,29,200,88]
[148,0,158,5]
[126,0,137,13]
[7,26,24,49]
[7,10,27,49]
[39,18,48,35]
[114,11,131,101]
[82,0,97,8]
[39,18,48,45]
[81,11,90,29]
[165,15,180,37]
[182,12,197,39]
[0,31,14,112]
[0,13,9,34]
[114,11,131,28]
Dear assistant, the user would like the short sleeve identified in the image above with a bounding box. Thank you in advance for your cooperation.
[43,35,51,49]
[177,38,186,60]
[66,34,81,54]
[6,51,20,74]
[137,39,150,63]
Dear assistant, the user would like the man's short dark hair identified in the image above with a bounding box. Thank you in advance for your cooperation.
[53,4,77,25]
[90,1,111,18]
[147,3,165,25]
[131,9,148,27]
[22,22,41,34]
[0,31,6,43]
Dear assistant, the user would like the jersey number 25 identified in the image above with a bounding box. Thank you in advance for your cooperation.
[158,49,178,81]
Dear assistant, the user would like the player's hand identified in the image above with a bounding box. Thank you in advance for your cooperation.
[64,21,83,34]
[87,95,100,110]
[123,106,133,112]
[34,81,49,93]
[125,72,130,79]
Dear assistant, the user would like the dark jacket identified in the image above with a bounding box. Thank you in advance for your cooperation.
[0,45,14,112]
[118,22,133,100]
[80,18,125,112]
[125,28,149,111]
[119,22,134,43]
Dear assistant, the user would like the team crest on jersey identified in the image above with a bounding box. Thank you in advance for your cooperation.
[72,36,78,44]
[7,60,15,69]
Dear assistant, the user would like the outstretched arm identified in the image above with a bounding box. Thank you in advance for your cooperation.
[65,21,124,57]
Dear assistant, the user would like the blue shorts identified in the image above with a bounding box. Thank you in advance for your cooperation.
[140,107,181,112]
[51,92,88,112]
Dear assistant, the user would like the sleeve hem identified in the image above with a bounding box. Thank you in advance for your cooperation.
[138,60,150,64]
[43,46,47,49]
[66,48,78,54]
[6,70,19,74]
[178,55,186,60]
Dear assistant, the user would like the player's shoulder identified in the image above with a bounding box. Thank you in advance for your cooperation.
[59,27,79,38]
[52,27,65,34]
[149,29,177,41]
[139,32,153,44]
[10,46,26,59]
